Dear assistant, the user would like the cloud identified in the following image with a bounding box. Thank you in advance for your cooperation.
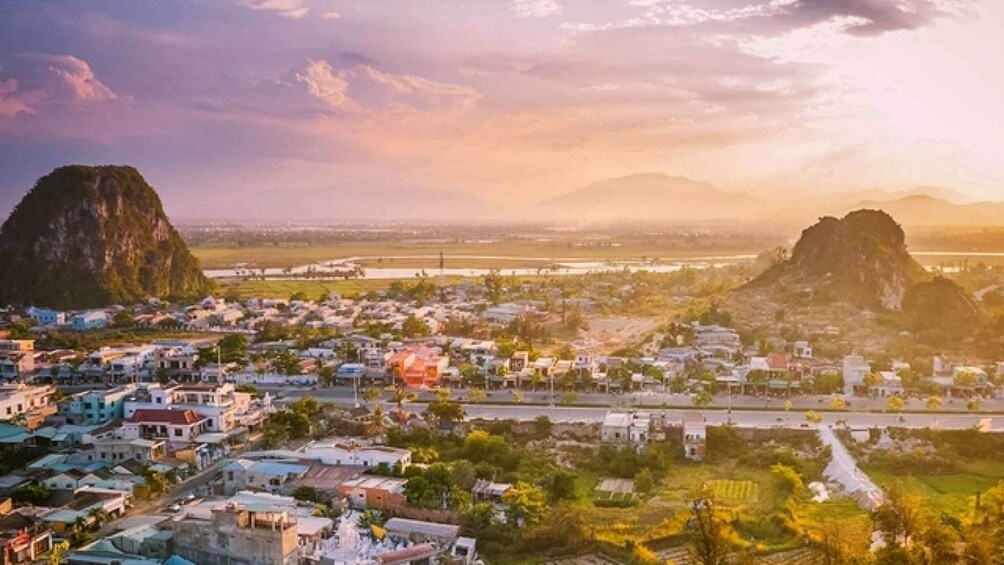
[0,54,117,118]
[241,0,309,19]
[321,11,341,19]
[295,59,480,115]
[511,0,562,18]
[583,0,973,36]
[295,59,351,109]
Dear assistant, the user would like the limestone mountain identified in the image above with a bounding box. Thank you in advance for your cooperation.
[746,209,926,310]
[0,165,213,308]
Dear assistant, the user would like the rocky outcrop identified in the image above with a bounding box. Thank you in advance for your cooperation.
[0,165,212,308]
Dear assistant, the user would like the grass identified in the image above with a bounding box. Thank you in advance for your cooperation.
[221,276,476,299]
[862,460,1004,521]
[707,479,759,503]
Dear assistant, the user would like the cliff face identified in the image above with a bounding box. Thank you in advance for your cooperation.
[0,165,212,308]
[746,209,926,310]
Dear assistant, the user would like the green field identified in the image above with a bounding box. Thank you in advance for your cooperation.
[864,467,1004,520]
[707,479,760,503]
[191,239,766,269]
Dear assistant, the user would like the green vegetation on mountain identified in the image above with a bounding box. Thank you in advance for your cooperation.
[0,165,213,308]
[902,276,979,338]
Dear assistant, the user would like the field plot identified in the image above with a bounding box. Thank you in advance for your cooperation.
[706,479,759,503]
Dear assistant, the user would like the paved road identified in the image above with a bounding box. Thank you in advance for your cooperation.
[252,385,1004,413]
[819,426,884,509]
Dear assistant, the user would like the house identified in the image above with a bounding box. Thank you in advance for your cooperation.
[793,341,813,359]
[870,371,904,397]
[509,351,529,373]
[0,340,35,380]
[0,509,53,564]
[222,459,310,495]
[337,476,408,510]
[842,355,871,395]
[0,384,53,424]
[71,311,110,331]
[683,414,707,461]
[171,503,299,565]
[301,443,411,469]
[62,385,136,425]
[91,439,166,465]
[27,307,65,326]
[121,409,210,447]
[388,347,449,388]
[471,479,511,502]
[123,383,240,433]
[601,411,651,444]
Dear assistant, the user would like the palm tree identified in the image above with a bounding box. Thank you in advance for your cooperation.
[87,507,109,528]
[391,387,417,422]
[367,404,387,438]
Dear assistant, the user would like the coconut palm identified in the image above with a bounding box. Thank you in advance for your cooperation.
[367,404,388,438]
[390,387,418,421]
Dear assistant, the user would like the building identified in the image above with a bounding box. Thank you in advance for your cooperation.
[222,460,310,495]
[62,385,136,425]
[0,340,35,380]
[302,443,411,469]
[123,383,239,433]
[389,347,449,388]
[71,311,110,332]
[842,355,871,395]
[27,307,65,326]
[0,384,53,423]
[91,438,166,464]
[121,409,210,448]
[172,503,299,565]
[337,476,408,510]
[0,510,53,564]
[601,411,651,444]
[683,414,707,461]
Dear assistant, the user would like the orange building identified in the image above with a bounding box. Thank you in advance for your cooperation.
[388,347,449,388]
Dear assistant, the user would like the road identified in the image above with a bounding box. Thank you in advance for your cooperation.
[819,426,884,509]
[245,385,1004,414]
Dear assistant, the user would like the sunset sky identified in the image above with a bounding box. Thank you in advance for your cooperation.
[0,0,1001,218]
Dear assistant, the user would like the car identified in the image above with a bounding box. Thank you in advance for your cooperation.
[166,502,182,513]
[182,493,196,503]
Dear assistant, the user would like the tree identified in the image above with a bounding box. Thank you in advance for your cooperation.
[686,499,738,565]
[692,390,714,408]
[804,410,823,424]
[363,387,383,404]
[47,540,70,565]
[390,387,418,421]
[86,507,108,527]
[112,310,134,328]
[425,400,465,427]
[367,404,388,437]
[11,484,50,506]
[829,396,847,411]
[293,486,320,503]
[142,468,168,497]
[555,343,576,360]
[511,390,524,403]
[401,315,428,338]
[501,482,548,527]
[967,397,982,412]
[635,468,655,494]
[466,387,487,404]
[887,396,905,417]
[873,485,926,548]
[925,395,942,412]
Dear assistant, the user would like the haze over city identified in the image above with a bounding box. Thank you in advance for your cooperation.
[1,0,1002,220]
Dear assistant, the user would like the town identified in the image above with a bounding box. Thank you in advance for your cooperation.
[1,262,1004,565]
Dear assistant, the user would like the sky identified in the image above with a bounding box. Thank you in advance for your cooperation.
[0,0,1001,219]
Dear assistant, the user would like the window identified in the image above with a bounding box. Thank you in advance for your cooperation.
[174,429,183,437]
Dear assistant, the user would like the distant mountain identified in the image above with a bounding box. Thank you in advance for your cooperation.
[542,174,763,222]
[843,195,1004,227]
[0,165,213,308]
[204,185,494,222]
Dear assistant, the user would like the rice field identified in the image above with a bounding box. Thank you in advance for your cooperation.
[706,479,759,503]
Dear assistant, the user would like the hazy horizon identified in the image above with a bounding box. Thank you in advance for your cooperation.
[1,0,1002,220]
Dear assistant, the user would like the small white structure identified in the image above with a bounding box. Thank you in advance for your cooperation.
[601,411,651,444]
[682,414,707,461]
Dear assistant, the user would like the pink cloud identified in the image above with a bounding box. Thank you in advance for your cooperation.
[0,54,117,118]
